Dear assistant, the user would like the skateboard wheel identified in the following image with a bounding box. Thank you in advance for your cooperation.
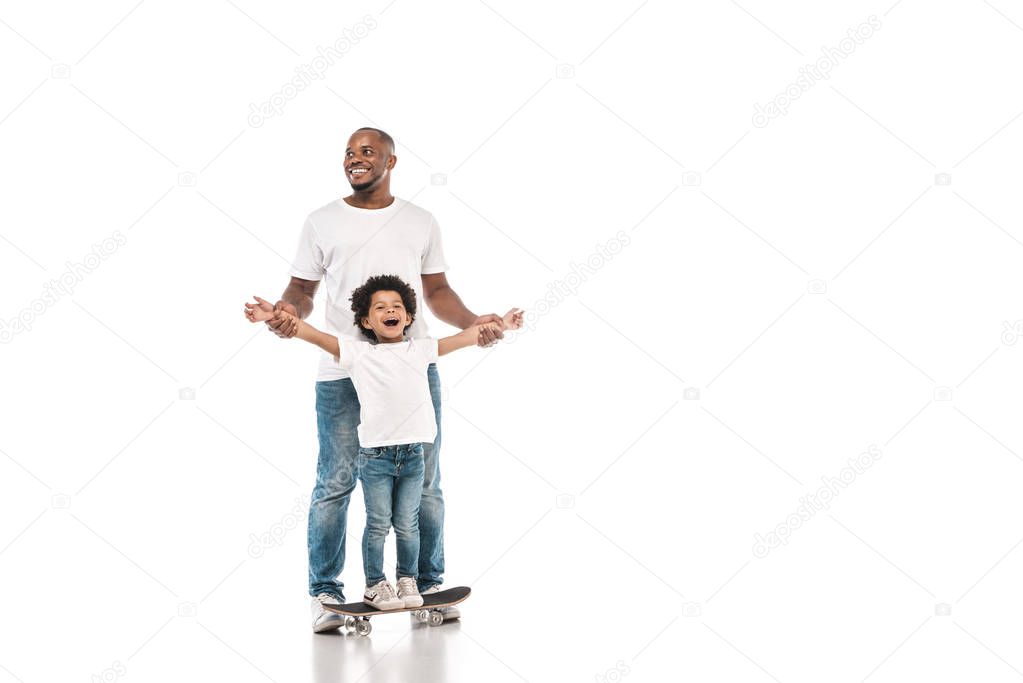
[414,610,428,623]
[344,616,357,633]
[355,618,372,636]
[428,610,444,627]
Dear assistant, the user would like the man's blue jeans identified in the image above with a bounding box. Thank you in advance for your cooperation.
[308,363,444,600]
[358,442,424,585]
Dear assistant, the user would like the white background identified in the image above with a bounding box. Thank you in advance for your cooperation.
[2,1,1023,681]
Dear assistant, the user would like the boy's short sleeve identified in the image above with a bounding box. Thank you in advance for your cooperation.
[339,337,369,371]
[419,338,439,366]
[421,214,448,275]
[288,216,324,281]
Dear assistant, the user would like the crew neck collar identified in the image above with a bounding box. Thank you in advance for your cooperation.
[373,338,409,346]
[338,196,400,213]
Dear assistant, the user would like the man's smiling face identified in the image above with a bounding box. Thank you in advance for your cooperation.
[344,130,394,191]
[361,290,412,342]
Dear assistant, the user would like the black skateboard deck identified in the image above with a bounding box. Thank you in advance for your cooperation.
[323,586,470,634]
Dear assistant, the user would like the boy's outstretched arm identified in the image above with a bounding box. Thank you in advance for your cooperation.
[438,308,523,357]
[291,314,340,360]
[244,296,340,360]
[438,325,485,357]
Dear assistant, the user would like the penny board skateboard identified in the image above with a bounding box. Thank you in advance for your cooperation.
[324,586,470,635]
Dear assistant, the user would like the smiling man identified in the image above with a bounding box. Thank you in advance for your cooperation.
[264,127,506,632]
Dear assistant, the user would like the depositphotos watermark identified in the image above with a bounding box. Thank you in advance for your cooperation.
[594,660,631,683]
[752,444,882,558]
[1001,319,1023,345]
[248,497,308,558]
[90,660,126,683]
[752,15,882,128]
[1,230,127,343]
[248,15,378,128]
[507,230,632,341]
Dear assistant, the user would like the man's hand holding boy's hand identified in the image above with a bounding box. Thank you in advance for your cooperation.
[473,308,524,346]
[471,313,505,347]
[244,296,299,338]
[268,301,299,339]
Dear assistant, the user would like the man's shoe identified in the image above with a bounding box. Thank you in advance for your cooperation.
[311,593,344,633]
[422,585,460,620]
[364,580,403,610]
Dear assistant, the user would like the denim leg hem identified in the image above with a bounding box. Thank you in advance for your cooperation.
[310,590,345,602]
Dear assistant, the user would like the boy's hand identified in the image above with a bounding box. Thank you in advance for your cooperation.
[243,295,276,323]
[502,308,524,330]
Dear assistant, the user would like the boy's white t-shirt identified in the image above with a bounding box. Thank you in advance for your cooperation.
[339,337,439,447]
[288,197,448,381]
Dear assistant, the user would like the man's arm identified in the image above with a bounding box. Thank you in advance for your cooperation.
[422,272,504,347]
[421,272,475,328]
[268,276,319,338]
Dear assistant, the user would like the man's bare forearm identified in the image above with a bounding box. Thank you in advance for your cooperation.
[425,285,476,328]
[280,283,314,319]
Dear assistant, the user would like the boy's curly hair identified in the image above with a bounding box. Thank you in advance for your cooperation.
[349,274,418,341]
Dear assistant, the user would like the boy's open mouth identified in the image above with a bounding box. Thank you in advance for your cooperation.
[383,317,400,327]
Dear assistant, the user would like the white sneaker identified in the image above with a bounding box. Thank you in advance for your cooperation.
[396,577,424,608]
[364,580,403,611]
[422,585,460,620]
[311,593,344,633]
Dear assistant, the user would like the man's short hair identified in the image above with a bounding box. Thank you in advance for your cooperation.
[352,127,395,156]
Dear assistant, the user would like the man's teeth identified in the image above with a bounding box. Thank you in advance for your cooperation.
[351,169,368,175]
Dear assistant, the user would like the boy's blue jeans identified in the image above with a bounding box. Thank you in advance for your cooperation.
[358,442,424,585]
[307,363,444,600]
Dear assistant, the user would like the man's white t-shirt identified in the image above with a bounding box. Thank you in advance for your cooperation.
[339,337,439,447]
[288,197,448,381]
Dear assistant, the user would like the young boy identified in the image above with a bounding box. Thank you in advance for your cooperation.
[245,274,522,610]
